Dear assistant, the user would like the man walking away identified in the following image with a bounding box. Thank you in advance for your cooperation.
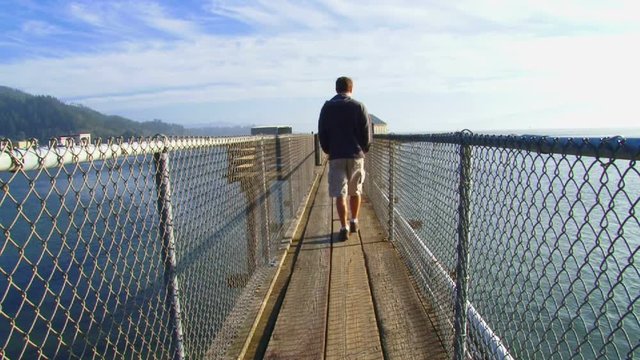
[318,76,372,241]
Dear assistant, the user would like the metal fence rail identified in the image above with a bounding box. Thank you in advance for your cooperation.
[365,132,640,360]
[0,134,316,359]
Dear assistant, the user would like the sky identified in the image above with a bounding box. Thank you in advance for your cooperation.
[1,0,640,134]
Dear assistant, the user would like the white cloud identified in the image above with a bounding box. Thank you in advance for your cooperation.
[3,1,640,132]
[68,2,105,27]
[67,1,201,39]
[132,2,202,38]
[454,0,640,28]
[209,0,337,29]
[21,20,62,36]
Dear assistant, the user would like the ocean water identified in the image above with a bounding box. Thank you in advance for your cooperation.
[467,152,639,359]
[0,155,253,357]
[1,136,636,358]
[0,160,168,358]
[0,144,296,358]
[391,141,639,359]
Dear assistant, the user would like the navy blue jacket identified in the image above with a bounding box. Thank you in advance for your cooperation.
[318,94,372,160]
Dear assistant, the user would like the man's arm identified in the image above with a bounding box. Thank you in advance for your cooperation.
[359,104,372,153]
[318,104,330,154]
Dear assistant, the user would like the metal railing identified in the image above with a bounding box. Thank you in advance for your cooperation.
[365,132,640,360]
[0,134,317,359]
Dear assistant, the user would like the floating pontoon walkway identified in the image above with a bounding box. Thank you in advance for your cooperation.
[242,166,447,359]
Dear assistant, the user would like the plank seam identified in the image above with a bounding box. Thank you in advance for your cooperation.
[323,201,335,359]
[359,229,390,360]
[238,164,326,359]
[392,242,451,356]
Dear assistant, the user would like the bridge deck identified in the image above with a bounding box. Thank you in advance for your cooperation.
[245,167,447,359]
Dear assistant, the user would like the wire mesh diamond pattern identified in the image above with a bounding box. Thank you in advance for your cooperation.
[365,133,639,360]
[0,135,316,359]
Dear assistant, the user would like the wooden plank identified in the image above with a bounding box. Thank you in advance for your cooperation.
[326,214,383,359]
[315,172,334,207]
[235,167,324,359]
[359,197,448,360]
[264,170,332,359]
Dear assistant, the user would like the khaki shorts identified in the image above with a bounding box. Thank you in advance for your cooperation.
[328,158,365,197]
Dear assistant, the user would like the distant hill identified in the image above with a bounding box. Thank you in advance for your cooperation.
[0,86,186,142]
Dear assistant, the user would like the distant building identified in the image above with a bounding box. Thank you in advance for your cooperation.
[59,133,91,145]
[251,126,292,135]
[370,114,388,134]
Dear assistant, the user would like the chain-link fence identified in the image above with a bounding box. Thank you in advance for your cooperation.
[0,134,316,359]
[365,132,640,360]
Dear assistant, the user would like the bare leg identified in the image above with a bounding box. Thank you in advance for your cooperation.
[349,194,361,221]
[336,196,348,228]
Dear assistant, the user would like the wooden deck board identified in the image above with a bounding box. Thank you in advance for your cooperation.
[256,168,446,359]
[264,171,332,359]
[240,167,324,359]
[359,198,448,360]
[325,216,383,360]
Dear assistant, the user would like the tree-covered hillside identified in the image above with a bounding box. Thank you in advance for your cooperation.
[0,86,186,142]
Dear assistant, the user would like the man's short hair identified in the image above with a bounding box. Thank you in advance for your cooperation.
[336,76,353,93]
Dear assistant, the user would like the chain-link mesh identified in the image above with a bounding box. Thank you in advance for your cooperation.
[0,134,316,359]
[365,133,640,360]
[365,137,461,352]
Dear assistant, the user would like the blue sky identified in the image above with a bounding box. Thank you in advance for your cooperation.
[1,1,639,133]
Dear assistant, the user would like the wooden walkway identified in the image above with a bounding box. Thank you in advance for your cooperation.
[243,167,447,359]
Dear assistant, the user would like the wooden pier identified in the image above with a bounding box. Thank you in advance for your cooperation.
[241,166,447,359]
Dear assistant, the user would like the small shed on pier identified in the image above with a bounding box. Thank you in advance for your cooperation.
[251,126,292,135]
[370,114,388,134]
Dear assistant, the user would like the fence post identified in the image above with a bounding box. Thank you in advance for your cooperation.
[314,133,322,166]
[154,149,186,360]
[453,134,472,360]
[388,139,395,242]
[287,137,295,216]
[260,137,271,263]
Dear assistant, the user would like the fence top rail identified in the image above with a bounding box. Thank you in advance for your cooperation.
[0,134,311,172]
[375,132,640,161]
